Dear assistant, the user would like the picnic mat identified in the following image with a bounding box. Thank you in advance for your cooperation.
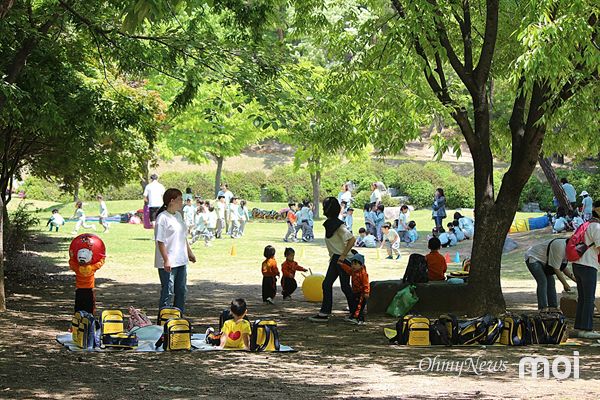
[56,326,295,352]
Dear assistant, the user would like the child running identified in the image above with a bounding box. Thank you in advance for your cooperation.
[338,252,370,324]
[219,298,251,350]
[261,245,280,304]
[72,201,96,234]
[283,202,298,242]
[281,247,308,300]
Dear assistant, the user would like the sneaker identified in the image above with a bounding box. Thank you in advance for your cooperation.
[283,238,288,242]
[266,297,274,305]
[357,321,367,326]
[385,256,393,259]
[309,314,329,323]
[578,330,600,339]
[396,254,401,260]
[345,317,359,325]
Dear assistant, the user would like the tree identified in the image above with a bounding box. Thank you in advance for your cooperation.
[299,0,599,314]
[163,80,275,196]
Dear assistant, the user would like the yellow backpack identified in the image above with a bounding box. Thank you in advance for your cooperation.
[71,311,98,349]
[250,320,280,352]
[155,318,192,351]
[394,315,431,346]
[157,307,182,326]
[101,310,124,335]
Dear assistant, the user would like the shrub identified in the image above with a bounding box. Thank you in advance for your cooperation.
[352,191,372,209]
[5,202,40,261]
[404,181,435,208]
[20,177,70,202]
[263,184,287,202]
[520,176,554,211]
[106,182,142,201]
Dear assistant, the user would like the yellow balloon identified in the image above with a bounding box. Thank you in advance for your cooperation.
[302,274,325,302]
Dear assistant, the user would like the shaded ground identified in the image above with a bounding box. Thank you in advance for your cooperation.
[1,232,600,399]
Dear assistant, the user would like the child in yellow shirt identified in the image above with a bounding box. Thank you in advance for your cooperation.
[219,298,252,350]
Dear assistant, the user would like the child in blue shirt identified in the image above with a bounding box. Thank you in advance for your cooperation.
[363,203,375,237]
[356,227,377,248]
[450,221,465,241]
[374,204,385,242]
[404,221,418,246]
[345,208,354,233]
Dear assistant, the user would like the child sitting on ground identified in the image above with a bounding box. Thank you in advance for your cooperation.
[437,227,457,247]
[356,227,377,248]
[425,237,447,281]
[553,207,569,233]
[281,247,308,300]
[363,202,376,238]
[452,220,465,241]
[47,209,65,232]
[219,298,251,350]
[337,251,370,325]
[261,245,279,304]
[570,210,584,230]
[445,223,459,246]
[403,221,419,246]
[381,222,401,259]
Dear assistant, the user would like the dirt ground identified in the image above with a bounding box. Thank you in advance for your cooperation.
[1,236,600,399]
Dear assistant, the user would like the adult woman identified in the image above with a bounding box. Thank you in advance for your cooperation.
[369,182,382,207]
[338,183,352,206]
[572,201,600,339]
[155,188,196,313]
[432,188,446,229]
[524,238,575,311]
[309,197,356,323]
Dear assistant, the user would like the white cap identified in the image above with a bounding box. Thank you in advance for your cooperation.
[580,191,589,196]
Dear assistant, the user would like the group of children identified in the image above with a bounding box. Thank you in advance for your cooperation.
[430,212,475,248]
[47,195,110,234]
[283,201,315,243]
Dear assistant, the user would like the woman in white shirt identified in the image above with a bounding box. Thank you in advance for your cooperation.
[338,183,353,206]
[369,182,382,206]
[155,188,196,313]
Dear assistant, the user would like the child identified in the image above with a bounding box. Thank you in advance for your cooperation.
[404,221,419,246]
[283,202,297,242]
[356,227,377,248]
[229,197,241,238]
[46,209,65,232]
[239,200,250,236]
[97,195,109,233]
[570,210,584,230]
[261,245,279,304]
[72,201,96,234]
[454,212,475,239]
[581,191,593,221]
[303,202,315,242]
[339,201,348,221]
[345,208,354,233]
[294,202,306,240]
[281,247,308,299]
[219,298,251,350]
[553,208,569,233]
[183,187,194,203]
[363,202,376,237]
[452,220,465,241]
[445,223,459,245]
[381,222,401,259]
[438,227,456,247]
[374,204,385,242]
[207,205,217,238]
[338,252,370,324]
[396,205,409,239]
[215,195,226,238]
[426,237,447,281]
[183,198,196,235]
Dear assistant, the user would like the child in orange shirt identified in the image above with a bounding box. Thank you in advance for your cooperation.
[281,247,308,299]
[338,252,370,324]
[261,245,280,304]
[69,253,104,314]
[425,237,447,281]
[283,203,298,242]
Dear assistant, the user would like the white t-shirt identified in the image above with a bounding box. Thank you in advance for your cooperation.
[325,224,354,257]
[154,211,188,269]
[207,211,217,229]
[229,203,240,221]
[370,189,382,204]
[525,238,567,270]
[577,222,600,269]
[50,214,65,225]
[183,205,196,226]
[216,202,226,218]
[75,208,85,221]
[99,201,108,218]
[143,180,166,208]
[397,213,408,231]
[384,229,400,243]
[338,191,352,204]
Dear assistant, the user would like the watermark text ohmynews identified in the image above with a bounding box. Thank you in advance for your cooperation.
[417,352,580,379]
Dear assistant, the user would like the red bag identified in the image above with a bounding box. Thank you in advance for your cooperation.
[565,220,597,262]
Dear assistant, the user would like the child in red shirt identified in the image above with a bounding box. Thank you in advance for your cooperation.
[283,203,298,242]
[425,237,447,281]
[281,247,308,299]
[338,252,370,324]
[261,245,280,304]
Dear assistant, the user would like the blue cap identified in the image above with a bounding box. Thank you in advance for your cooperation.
[348,253,365,265]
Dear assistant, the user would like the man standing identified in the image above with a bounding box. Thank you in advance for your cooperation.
[561,178,577,210]
[143,173,166,226]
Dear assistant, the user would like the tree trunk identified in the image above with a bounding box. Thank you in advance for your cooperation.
[0,196,6,311]
[73,181,80,202]
[538,156,571,212]
[310,171,321,219]
[214,155,224,197]
[139,160,149,191]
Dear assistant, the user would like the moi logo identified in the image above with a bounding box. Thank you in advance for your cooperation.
[518,351,579,379]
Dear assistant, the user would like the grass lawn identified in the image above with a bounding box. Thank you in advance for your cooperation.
[10,198,551,285]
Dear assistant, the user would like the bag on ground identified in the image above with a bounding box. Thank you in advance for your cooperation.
[101,333,139,350]
[528,312,568,345]
[127,306,152,331]
[155,317,192,351]
[392,315,431,346]
[500,314,528,346]
[71,311,99,349]
[101,310,124,335]
[456,314,496,345]
[250,320,280,352]
[402,254,428,284]
[157,306,182,326]
[386,285,419,318]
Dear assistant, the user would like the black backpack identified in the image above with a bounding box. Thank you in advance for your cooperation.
[403,253,428,284]
[527,312,568,344]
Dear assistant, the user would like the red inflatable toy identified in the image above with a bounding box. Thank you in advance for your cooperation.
[69,234,106,270]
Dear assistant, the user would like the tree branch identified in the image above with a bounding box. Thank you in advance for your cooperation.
[473,0,499,86]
